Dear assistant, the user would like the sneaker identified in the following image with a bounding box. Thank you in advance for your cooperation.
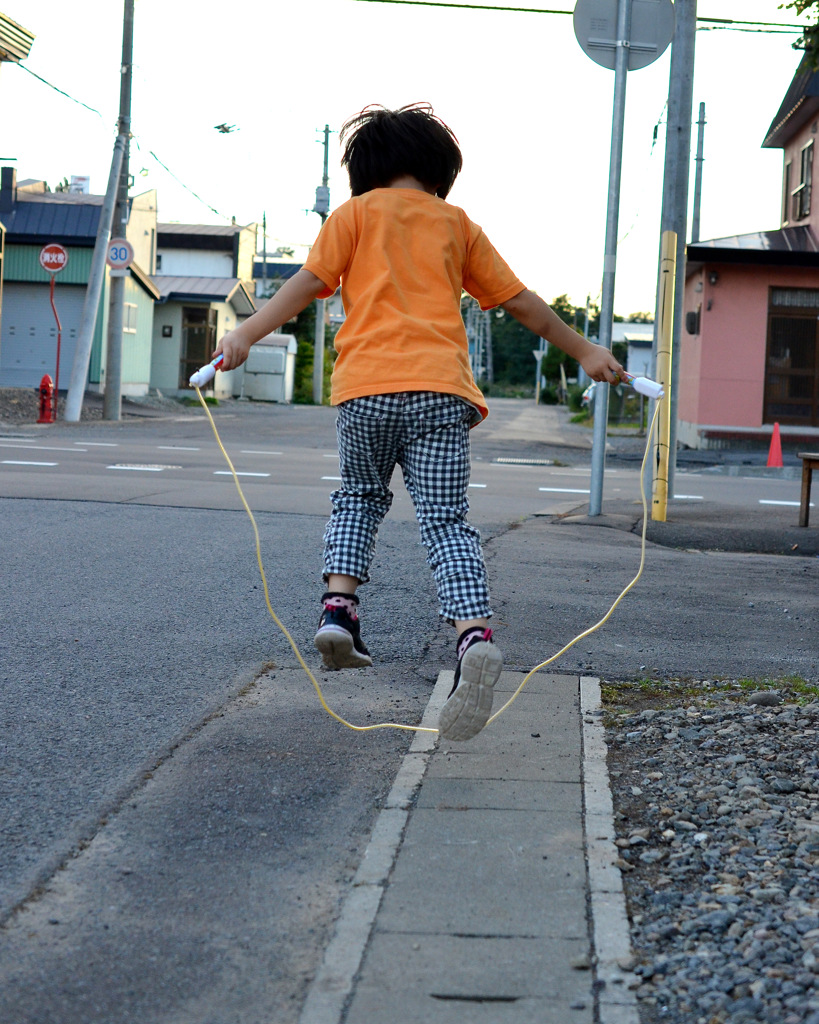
[438,628,503,741]
[314,593,373,670]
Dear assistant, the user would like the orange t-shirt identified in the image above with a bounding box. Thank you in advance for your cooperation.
[303,188,525,421]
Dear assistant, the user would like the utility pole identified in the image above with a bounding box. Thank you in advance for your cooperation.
[65,134,126,422]
[691,102,706,244]
[651,0,697,495]
[312,124,330,404]
[103,0,133,421]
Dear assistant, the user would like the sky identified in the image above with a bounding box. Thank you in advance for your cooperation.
[0,0,810,316]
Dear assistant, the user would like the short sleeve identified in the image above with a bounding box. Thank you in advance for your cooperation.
[303,207,356,299]
[462,221,525,311]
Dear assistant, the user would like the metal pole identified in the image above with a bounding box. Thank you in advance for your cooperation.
[48,274,62,415]
[652,231,676,522]
[312,125,330,404]
[691,101,706,244]
[64,135,126,422]
[103,0,133,421]
[652,0,697,495]
[589,0,632,517]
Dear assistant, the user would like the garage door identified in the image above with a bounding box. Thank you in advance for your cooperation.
[0,282,88,389]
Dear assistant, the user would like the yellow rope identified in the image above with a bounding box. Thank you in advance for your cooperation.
[195,387,660,736]
[486,399,661,725]
[195,387,436,734]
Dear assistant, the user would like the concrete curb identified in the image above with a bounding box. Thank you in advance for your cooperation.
[298,674,450,1024]
[581,676,640,1024]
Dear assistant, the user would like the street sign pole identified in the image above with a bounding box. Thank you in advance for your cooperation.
[48,274,63,409]
[573,0,675,516]
[39,243,68,421]
[589,0,632,517]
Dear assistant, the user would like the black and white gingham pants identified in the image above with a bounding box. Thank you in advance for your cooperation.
[323,392,491,623]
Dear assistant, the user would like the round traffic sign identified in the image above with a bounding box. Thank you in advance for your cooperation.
[106,238,134,271]
[574,0,675,71]
[39,243,69,274]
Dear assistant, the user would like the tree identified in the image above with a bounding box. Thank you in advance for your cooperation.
[486,305,539,386]
[780,1,819,63]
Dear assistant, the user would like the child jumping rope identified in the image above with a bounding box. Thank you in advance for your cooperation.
[213,104,623,742]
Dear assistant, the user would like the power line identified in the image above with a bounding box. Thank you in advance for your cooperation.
[354,0,574,12]
[352,0,805,30]
[17,62,105,118]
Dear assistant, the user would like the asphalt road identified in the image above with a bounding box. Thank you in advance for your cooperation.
[0,396,816,1023]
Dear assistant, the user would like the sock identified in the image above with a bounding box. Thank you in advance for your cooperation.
[322,591,359,620]
[456,626,492,661]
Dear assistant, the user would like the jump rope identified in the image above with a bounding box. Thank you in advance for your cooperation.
[190,355,665,737]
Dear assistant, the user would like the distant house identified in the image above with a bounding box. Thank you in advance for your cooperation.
[151,222,256,396]
[681,55,819,448]
[0,169,159,395]
[253,256,345,326]
[612,321,654,379]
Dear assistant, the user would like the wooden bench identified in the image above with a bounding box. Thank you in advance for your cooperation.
[798,451,819,527]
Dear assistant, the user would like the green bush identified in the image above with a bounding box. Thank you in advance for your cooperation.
[567,383,586,412]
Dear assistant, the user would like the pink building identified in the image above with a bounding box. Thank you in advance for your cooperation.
[681,56,819,450]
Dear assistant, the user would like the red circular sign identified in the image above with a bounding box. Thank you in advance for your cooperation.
[39,243,69,274]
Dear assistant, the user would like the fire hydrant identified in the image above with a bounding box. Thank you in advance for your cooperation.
[37,374,55,424]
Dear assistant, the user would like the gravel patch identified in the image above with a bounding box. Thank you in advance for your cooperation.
[605,678,819,1024]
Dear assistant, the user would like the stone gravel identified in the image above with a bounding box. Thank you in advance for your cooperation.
[605,678,819,1024]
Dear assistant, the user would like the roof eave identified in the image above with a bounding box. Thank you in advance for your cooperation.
[763,95,819,148]
[686,246,819,272]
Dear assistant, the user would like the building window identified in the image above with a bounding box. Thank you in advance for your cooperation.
[124,302,138,334]
[783,160,792,225]
[791,141,813,221]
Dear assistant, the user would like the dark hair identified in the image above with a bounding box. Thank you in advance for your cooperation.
[340,103,463,199]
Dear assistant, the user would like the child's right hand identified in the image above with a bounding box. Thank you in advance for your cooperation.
[212,327,253,372]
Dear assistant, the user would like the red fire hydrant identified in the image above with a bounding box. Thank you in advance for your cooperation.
[37,374,55,424]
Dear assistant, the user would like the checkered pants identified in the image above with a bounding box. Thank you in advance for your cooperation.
[323,392,491,623]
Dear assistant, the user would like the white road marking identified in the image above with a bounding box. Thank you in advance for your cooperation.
[240,450,282,455]
[214,470,270,478]
[759,499,813,508]
[538,487,590,494]
[2,460,58,467]
[158,445,200,451]
[0,443,86,452]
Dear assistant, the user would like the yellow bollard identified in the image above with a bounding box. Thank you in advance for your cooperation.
[652,230,676,522]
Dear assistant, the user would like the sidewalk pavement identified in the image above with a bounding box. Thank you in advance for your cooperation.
[299,670,635,1024]
[297,401,816,1024]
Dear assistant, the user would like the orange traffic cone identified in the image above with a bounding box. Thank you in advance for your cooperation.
[767,422,783,468]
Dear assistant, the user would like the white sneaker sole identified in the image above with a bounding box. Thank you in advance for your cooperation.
[438,642,503,741]
[314,625,373,670]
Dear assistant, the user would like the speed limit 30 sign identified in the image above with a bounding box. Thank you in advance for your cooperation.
[107,238,134,276]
